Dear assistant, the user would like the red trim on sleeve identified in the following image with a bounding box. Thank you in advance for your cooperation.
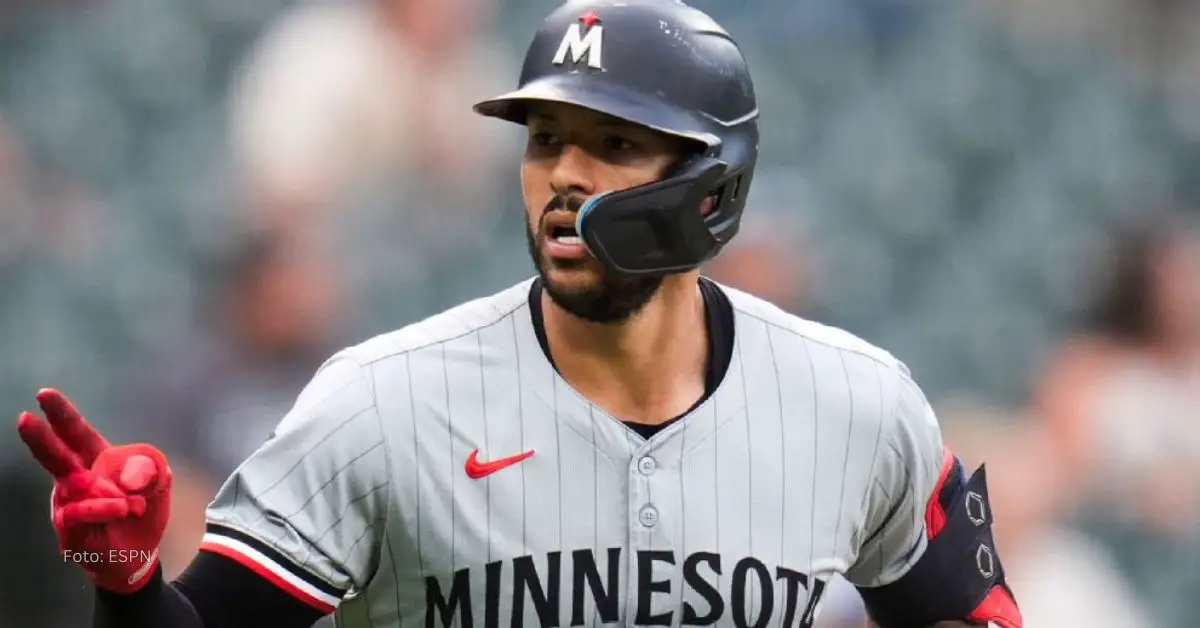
[923,446,955,539]
[969,585,1024,628]
[199,543,336,615]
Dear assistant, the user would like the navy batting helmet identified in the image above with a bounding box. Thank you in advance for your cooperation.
[473,0,759,276]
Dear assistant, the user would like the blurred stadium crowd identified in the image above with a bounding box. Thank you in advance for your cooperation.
[2,0,1200,626]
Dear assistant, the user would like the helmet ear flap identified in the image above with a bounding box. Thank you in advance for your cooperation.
[576,157,729,276]
[705,165,753,247]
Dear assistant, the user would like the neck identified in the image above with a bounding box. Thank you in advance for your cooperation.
[543,274,709,424]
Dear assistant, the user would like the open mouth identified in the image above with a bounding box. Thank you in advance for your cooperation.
[541,210,590,261]
[549,224,582,245]
[543,212,584,246]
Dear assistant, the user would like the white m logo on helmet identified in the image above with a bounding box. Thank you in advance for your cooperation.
[552,22,604,70]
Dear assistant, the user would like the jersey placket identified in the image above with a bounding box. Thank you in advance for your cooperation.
[624,432,682,627]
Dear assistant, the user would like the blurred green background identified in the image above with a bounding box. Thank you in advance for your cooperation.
[2,0,1199,626]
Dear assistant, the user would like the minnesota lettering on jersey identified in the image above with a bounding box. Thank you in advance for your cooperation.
[424,548,827,628]
[203,279,946,628]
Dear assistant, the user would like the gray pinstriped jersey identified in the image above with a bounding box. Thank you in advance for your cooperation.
[201,278,944,628]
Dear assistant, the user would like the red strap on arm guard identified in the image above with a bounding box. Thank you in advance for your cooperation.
[859,448,1024,628]
[926,448,1022,628]
[967,585,1022,628]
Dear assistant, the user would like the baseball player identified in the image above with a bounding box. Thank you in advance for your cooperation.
[15,1,1023,627]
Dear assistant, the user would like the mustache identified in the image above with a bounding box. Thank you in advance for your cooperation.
[543,195,586,216]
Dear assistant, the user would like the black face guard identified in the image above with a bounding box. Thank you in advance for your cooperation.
[575,157,730,276]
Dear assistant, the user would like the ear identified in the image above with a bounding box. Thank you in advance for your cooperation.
[700,196,717,216]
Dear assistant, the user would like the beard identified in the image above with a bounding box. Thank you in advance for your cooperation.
[526,196,663,324]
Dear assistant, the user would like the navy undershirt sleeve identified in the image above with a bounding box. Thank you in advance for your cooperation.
[94,552,324,628]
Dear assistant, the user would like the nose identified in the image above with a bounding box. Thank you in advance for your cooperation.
[548,144,596,199]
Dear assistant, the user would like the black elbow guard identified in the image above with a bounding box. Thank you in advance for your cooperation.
[858,461,1023,628]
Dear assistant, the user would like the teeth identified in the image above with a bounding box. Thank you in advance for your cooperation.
[555,235,582,245]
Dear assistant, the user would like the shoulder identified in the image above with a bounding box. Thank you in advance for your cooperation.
[719,281,909,382]
[343,278,534,369]
[719,282,936,445]
[272,280,532,434]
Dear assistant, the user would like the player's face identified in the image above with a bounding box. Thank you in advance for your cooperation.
[521,102,683,324]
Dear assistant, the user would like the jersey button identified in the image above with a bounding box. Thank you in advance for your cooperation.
[637,456,657,476]
[639,505,659,528]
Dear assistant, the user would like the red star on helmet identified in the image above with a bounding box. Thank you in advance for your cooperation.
[579,9,601,29]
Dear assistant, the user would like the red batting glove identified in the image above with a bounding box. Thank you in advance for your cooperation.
[16,388,172,594]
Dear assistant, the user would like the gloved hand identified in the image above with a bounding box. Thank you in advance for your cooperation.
[16,388,172,594]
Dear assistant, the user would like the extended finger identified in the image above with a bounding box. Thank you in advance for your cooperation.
[17,412,83,480]
[56,498,130,528]
[37,389,109,466]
